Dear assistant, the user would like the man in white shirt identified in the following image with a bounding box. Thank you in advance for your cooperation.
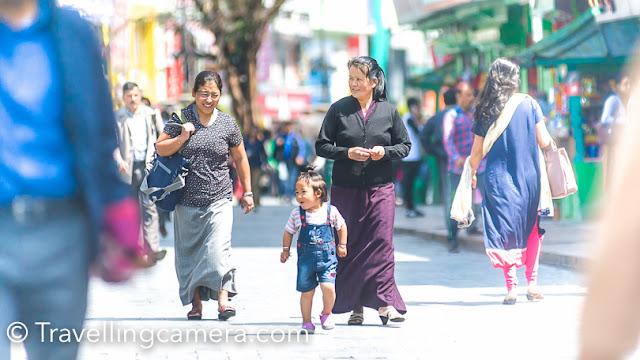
[113,82,166,262]
[600,74,631,189]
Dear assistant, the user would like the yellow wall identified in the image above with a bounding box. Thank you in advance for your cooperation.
[125,4,158,101]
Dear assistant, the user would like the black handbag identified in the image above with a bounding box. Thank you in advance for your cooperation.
[140,112,190,211]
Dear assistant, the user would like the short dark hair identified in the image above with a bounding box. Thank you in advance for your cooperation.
[123,82,138,93]
[443,89,456,106]
[407,97,419,108]
[296,165,328,203]
[193,70,223,93]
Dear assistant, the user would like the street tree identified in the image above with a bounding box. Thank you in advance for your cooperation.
[194,0,287,130]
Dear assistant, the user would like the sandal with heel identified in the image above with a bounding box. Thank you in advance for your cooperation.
[378,308,405,325]
[218,305,236,320]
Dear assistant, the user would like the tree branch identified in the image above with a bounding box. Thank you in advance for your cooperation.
[262,0,286,22]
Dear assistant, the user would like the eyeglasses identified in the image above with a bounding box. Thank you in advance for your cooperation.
[197,92,220,100]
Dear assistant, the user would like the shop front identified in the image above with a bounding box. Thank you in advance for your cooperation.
[518,9,640,219]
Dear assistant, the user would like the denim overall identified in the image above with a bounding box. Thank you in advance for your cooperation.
[296,206,338,292]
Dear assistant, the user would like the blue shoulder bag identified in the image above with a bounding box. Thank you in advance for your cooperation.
[140,112,190,212]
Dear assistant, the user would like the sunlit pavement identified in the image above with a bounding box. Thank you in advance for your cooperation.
[13,201,591,359]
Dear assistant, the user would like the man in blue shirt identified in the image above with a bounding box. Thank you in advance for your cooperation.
[0,1,141,359]
[279,122,307,200]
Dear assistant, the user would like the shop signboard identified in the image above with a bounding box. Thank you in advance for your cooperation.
[258,90,311,121]
[594,0,640,23]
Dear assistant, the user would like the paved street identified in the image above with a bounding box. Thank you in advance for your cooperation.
[14,204,588,359]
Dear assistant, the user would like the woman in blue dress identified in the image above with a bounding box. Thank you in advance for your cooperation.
[469,58,553,305]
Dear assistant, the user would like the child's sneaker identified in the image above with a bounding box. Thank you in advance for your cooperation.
[319,313,335,330]
[301,322,315,334]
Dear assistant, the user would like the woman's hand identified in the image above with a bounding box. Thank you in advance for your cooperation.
[241,195,255,215]
[370,146,385,161]
[348,147,371,161]
[181,122,195,139]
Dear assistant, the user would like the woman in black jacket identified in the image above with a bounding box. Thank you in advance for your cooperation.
[315,56,411,326]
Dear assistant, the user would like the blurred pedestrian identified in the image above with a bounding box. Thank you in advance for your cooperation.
[0,0,143,359]
[600,73,631,189]
[443,82,485,252]
[578,66,640,360]
[113,82,167,262]
[244,126,268,210]
[279,122,307,201]
[280,166,348,334]
[316,56,410,325]
[468,58,552,305]
[401,97,425,218]
[420,88,456,232]
[156,70,254,321]
[272,124,287,197]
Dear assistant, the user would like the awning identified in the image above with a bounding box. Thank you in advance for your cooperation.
[518,10,640,68]
[407,60,457,89]
[401,0,505,30]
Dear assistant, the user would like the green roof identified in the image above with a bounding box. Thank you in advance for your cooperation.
[518,11,640,67]
[408,60,457,89]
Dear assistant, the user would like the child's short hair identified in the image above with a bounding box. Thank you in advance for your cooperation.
[296,165,328,203]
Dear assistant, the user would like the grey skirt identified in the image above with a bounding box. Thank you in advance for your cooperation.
[174,199,237,305]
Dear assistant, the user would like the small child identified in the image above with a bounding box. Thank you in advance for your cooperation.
[281,166,348,334]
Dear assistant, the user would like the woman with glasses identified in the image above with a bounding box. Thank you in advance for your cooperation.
[156,70,254,320]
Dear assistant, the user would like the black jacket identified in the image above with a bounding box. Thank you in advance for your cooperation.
[420,109,450,161]
[316,97,411,188]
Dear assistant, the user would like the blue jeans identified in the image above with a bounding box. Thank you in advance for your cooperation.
[285,162,300,199]
[0,203,90,360]
[296,243,337,292]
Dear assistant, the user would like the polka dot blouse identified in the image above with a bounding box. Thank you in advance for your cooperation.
[164,104,243,207]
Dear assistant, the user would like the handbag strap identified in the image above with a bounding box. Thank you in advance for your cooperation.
[162,110,190,155]
[482,93,529,157]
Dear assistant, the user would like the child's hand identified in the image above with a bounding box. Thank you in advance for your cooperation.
[280,250,290,263]
[337,246,347,258]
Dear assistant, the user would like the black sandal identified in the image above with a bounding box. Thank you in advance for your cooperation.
[218,305,236,320]
[348,312,364,325]
[187,308,202,320]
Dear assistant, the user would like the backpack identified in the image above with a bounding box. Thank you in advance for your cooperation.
[140,112,190,212]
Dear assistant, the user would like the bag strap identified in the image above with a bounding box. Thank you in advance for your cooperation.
[162,110,190,155]
[482,93,529,157]
[140,174,186,201]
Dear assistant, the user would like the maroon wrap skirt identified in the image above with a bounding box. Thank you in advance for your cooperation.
[330,183,406,314]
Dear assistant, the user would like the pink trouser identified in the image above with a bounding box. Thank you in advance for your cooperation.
[502,220,543,292]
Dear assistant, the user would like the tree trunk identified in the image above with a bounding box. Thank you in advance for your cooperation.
[224,48,259,132]
[194,0,286,131]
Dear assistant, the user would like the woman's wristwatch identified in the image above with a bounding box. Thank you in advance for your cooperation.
[242,192,253,197]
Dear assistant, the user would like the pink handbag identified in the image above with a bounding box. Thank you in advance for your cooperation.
[543,141,578,199]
